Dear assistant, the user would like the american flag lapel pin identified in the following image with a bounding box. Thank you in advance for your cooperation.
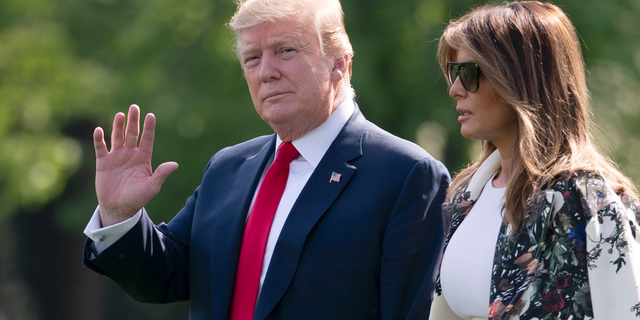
[329,171,342,183]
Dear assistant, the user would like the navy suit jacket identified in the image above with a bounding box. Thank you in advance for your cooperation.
[83,108,450,320]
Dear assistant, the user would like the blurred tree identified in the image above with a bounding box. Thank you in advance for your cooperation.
[0,0,638,319]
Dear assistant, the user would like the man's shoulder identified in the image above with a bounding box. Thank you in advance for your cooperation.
[360,120,433,162]
[344,119,450,180]
[228,134,274,152]
[207,134,274,163]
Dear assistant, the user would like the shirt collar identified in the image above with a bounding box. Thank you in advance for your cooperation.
[275,98,355,167]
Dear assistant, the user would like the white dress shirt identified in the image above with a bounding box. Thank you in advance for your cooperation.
[84,98,356,289]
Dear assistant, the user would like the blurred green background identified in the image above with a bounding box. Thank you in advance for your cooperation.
[0,0,638,319]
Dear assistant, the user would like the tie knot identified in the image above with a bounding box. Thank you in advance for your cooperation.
[275,142,299,164]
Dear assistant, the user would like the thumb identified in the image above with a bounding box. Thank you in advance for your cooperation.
[151,161,179,186]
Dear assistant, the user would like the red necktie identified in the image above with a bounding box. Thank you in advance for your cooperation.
[230,141,300,320]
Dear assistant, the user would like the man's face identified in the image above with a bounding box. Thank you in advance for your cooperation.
[239,14,339,141]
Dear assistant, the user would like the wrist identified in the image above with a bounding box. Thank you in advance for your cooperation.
[98,207,138,227]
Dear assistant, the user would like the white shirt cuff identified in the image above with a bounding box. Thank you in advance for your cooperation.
[83,206,142,255]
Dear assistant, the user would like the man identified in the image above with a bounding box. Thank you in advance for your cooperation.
[83,0,450,319]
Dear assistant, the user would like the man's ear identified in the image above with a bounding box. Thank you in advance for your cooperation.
[331,54,350,82]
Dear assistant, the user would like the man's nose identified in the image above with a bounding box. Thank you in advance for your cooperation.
[259,52,281,82]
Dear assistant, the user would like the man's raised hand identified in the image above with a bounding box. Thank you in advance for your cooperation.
[94,105,179,227]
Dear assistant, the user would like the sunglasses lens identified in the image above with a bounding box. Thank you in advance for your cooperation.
[447,63,457,86]
[447,62,480,93]
[461,63,479,92]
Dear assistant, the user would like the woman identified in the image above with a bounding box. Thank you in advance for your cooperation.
[431,2,640,320]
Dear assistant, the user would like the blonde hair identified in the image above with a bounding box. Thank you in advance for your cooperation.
[228,0,354,95]
[438,1,637,231]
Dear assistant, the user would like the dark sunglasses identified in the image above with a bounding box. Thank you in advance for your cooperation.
[447,62,481,93]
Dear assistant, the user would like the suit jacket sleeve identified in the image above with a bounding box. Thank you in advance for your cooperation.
[382,157,449,320]
[82,149,227,303]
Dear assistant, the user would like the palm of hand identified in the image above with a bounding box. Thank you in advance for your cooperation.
[94,105,178,226]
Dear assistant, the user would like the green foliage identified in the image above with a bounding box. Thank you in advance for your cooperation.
[0,0,110,219]
[0,0,639,229]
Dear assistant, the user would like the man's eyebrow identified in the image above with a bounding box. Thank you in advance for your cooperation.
[240,35,306,57]
[240,35,308,56]
[240,44,259,56]
[267,36,302,48]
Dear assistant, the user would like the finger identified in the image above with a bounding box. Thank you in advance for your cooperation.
[139,113,156,154]
[124,104,140,148]
[151,161,179,188]
[111,112,126,151]
[93,127,109,158]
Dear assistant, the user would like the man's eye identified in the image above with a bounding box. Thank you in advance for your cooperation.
[244,56,260,66]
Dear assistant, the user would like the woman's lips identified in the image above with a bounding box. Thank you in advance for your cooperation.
[456,107,473,122]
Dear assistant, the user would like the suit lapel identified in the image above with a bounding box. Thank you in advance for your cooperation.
[209,137,276,320]
[252,109,366,320]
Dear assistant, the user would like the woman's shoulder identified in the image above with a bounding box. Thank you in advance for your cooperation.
[547,170,602,187]
[547,170,640,220]
[546,170,613,197]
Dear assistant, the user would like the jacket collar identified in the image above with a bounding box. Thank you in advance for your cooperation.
[466,150,502,201]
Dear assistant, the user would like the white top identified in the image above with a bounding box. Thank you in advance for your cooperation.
[439,175,505,320]
[84,98,356,290]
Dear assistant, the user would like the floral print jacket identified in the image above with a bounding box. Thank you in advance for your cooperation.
[431,151,640,320]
